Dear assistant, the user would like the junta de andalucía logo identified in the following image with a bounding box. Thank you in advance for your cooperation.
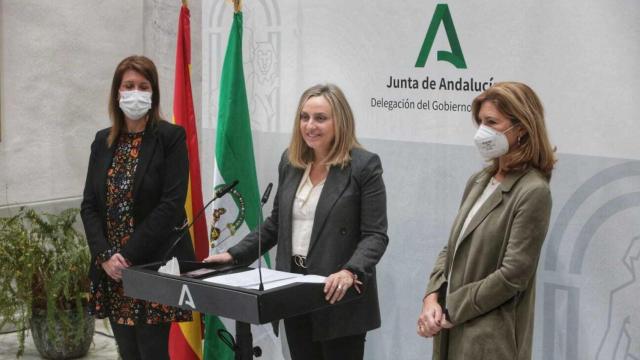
[415,3,467,69]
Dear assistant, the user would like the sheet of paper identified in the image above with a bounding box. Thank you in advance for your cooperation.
[202,268,327,290]
[297,275,326,284]
[203,268,300,288]
[244,274,327,290]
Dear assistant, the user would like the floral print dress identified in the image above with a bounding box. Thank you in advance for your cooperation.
[88,131,191,325]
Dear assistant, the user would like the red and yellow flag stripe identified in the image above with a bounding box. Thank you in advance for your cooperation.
[169,3,206,359]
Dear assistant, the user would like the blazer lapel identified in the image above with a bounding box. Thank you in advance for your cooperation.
[96,139,116,205]
[449,172,491,246]
[307,164,351,255]
[455,169,529,245]
[457,185,503,243]
[132,127,157,197]
[279,165,304,253]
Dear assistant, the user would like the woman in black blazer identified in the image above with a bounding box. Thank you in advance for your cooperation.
[81,55,194,360]
[205,83,389,360]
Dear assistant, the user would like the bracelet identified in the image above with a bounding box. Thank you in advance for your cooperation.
[342,268,358,282]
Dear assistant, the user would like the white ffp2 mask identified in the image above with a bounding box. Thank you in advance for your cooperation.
[119,90,152,120]
[473,124,514,159]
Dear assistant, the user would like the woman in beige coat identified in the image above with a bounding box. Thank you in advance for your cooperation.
[417,82,556,360]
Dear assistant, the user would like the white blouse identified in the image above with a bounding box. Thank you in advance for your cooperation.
[291,165,326,257]
[456,177,501,249]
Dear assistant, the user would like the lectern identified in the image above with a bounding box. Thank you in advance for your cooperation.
[122,260,358,359]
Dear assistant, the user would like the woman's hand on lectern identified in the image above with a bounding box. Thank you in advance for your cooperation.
[203,252,234,264]
[324,269,362,304]
[101,253,129,282]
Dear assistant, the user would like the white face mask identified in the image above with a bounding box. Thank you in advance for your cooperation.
[119,90,152,120]
[473,124,514,159]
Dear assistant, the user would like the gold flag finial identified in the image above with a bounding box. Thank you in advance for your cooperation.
[225,0,242,13]
[182,0,188,8]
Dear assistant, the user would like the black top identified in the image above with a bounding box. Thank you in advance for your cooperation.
[81,120,195,285]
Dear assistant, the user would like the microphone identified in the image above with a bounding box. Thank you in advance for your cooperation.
[257,182,274,291]
[175,180,239,232]
[162,180,239,264]
[216,180,239,199]
[260,183,273,205]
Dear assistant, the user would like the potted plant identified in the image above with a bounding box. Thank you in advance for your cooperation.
[0,207,94,358]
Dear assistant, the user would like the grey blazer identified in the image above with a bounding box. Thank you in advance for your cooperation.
[228,147,389,340]
[426,167,552,360]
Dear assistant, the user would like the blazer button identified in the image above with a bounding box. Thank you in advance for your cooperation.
[340,227,347,235]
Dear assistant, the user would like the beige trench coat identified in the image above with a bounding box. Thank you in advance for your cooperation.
[425,168,552,360]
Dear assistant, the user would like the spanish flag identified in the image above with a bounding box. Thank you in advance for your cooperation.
[169,2,206,359]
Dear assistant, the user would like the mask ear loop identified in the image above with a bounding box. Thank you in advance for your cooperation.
[505,122,525,146]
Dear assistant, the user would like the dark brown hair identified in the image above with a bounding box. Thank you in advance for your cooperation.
[107,55,163,146]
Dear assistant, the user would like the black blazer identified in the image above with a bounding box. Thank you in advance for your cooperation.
[81,120,195,284]
[228,147,389,340]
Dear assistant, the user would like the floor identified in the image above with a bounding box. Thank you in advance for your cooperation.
[0,319,118,359]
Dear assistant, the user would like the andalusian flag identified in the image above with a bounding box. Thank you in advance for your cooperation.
[169,3,206,359]
[204,7,280,360]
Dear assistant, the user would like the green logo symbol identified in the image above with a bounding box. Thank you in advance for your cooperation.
[415,4,467,69]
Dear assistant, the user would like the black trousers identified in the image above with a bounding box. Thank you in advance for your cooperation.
[285,257,366,360]
[109,319,171,360]
[285,314,366,360]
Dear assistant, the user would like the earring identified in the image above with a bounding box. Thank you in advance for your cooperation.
[517,134,523,146]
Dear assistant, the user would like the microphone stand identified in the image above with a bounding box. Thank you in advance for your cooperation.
[257,183,273,291]
[232,183,272,360]
[162,180,239,264]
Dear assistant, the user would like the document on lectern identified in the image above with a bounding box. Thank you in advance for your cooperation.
[203,268,326,290]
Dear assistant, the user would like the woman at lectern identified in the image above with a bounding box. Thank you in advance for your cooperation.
[81,55,194,360]
[204,83,389,360]
[416,82,556,360]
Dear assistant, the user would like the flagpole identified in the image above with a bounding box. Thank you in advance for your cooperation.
[234,0,241,13]
[182,0,188,7]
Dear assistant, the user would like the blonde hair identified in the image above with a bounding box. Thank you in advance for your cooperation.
[471,82,556,179]
[107,55,163,146]
[288,84,360,168]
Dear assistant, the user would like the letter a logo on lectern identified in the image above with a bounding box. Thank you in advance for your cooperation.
[178,284,196,309]
[415,4,467,69]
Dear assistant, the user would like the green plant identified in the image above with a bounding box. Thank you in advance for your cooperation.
[0,207,91,357]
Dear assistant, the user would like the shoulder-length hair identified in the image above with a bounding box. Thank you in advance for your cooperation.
[107,55,163,146]
[471,82,556,179]
[288,84,360,168]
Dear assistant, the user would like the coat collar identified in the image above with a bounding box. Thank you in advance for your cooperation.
[280,165,304,254]
[132,124,157,197]
[95,121,159,203]
[454,168,529,246]
[472,167,529,191]
[307,163,351,255]
[279,161,352,257]
[96,138,116,205]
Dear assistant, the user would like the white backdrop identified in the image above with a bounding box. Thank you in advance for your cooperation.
[202,1,640,359]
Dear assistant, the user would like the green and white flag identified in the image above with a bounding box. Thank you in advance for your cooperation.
[209,10,262,257]
[203,10,281,360]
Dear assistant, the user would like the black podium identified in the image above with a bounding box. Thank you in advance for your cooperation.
[122,260,358,359]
